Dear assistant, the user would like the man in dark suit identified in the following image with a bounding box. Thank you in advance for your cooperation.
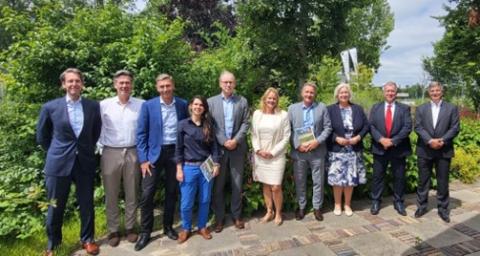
[414,81,460,223]
[36,68,102,256]
[134,74,189,251]
[369,81,412,216]
[208,71,249,232]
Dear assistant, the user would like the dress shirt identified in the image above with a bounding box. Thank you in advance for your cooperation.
[302,102,315,128]
[175,118,220,164]
[99,96,144,147]
[160,97,178,145]
[66,95,84,138]
[222,93,234,139]
[384,102,396,119]
[431,100,442,129]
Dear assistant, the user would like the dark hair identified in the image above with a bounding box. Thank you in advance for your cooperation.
[113,70,134,81]
[189,95,214,143]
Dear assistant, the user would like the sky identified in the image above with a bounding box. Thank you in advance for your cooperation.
[372,0,454,87]
[133,0,452,87]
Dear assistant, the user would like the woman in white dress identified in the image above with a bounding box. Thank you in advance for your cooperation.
[251,87,291,225]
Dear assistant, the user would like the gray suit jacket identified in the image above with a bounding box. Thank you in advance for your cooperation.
[288,101,332,160]
[415,101,460,159]
[208,94,250,154]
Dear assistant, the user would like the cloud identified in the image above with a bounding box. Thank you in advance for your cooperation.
[373,0,454,86]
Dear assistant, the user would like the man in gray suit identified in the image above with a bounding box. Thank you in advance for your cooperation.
[288,82,332,221]
[208,71,250,232]
[414,81,460,223]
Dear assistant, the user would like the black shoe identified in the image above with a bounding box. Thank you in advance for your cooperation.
[295,208,305,220]
[414,208,427,218]
[438,211,450,223]
[134,233,150,251]
[313,209,323,221]
[394,202,407,216]
[164,227,178,240]
[370,202,380,215]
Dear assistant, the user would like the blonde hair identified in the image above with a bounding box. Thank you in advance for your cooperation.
[259,87,280,113]
[333,83,352,101]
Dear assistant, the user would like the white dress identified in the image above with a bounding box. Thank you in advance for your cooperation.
[251,110,291,185]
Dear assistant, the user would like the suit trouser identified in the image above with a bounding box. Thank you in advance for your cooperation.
[45,158,95,250]
[293,157,325,210]
[101,146,140,233]
[138,145,177,234]
[370,153,406,204]
[179,164,213,231]
[416,156,451,212]
[213,150,245,222]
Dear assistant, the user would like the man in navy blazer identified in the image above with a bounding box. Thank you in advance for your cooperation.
[134,74,189,251]
[36,68,102,256]
[414,81,460,223]
[369,81,412,216]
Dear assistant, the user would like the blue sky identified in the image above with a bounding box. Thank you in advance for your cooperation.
[372,0,454,86]
[134,0,451,87]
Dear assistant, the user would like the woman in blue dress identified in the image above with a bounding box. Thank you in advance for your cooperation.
[326,83,369,216]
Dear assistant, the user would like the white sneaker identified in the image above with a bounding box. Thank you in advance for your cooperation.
[333,207,342,216]
[344,206,353,217]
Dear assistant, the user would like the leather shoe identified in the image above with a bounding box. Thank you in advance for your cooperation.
[314,209,323,221]
[295,208,305,220]
[134,233,150,251]
[164,227,178,240]
[370,202,380,215]
[414,208,427,218]
[177,230,190,244]
[438,211,450,223]
[233,218,245,229]
[126,229,138,243]
[44,250,54,256]
[107,232,120,247]
[394,202,407,216]
[213,221,224,233]
[82,242,99,255]
[198,228,212,240]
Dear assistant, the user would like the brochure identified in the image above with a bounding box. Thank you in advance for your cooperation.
[296,126,315,144]
[200,155,215,182]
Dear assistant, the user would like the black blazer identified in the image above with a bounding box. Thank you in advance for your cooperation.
[415,101,460,159]
[36,97,102,176]
[369,101,412,157]
[326,103,369,152]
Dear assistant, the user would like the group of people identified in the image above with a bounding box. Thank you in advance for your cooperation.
[36,68,460,256]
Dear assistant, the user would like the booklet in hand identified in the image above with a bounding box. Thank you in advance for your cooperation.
[200,155,215,182]
[295,126,315,144]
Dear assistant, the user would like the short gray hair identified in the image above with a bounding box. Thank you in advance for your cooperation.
[382,81,398,91]
[113,70,133,81]
[333,83,352,101]
[301,82,318,92]
[219,70,236,82]
[428,81,443,91]
[60,68,84,83]
[156,73,174,84]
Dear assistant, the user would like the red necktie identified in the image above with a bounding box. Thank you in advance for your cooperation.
[385,104,392,138]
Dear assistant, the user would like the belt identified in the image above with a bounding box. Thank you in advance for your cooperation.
[185,161,203,166]
[162,144,176,149]
[104,145,136,150]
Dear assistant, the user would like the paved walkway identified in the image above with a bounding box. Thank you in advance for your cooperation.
[74,180,480,256]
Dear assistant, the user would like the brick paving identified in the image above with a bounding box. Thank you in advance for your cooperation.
[73,180,480,256]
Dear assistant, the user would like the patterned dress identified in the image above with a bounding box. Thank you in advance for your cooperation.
[327,107,367,187]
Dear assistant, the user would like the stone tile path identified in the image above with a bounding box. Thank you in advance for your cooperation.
[74,180,480,256]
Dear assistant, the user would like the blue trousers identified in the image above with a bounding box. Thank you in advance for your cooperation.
[180,164,213,231]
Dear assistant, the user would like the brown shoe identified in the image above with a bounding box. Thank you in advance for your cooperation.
[44,250,54,256]
[198,228,212,240]
[177,230,190,244]
[233,219,245,229]
[82,242,100,255]
[213,221,224,233]
[126,229,138,243]
[314,209,324,221]
[107,232,120,247]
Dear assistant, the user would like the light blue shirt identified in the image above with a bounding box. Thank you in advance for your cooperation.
[222,93,234,139]
[66,95,84,138]
[302,103,315,128]
[160,97,178,145]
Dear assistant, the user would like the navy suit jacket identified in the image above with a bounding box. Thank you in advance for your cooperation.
[136,96,189,164]
[36,97,102,176]
[415,101,460,159]
[327,103,369,153]
[369,101,412,157]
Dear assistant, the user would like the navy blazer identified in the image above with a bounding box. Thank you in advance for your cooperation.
[326,103,369,152]
[36,97,102,176]
[136,96,189,164]
[369,101,412,157]
[415,101,460,159]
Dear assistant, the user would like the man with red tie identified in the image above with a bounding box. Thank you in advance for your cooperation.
[369,81,412,216]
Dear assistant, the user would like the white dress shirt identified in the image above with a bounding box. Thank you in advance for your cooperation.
[384,101,396,118]
[99,96,145,147]
[431,100,442,129]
